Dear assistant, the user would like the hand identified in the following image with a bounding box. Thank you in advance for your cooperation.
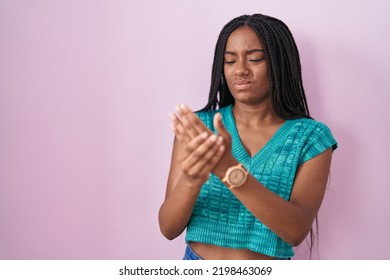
[170,104,211,143]
[170,104,236,179]
[211,112,236,178]
[213,112,232,155]
[177,131,225,183]
[170,104,224,184]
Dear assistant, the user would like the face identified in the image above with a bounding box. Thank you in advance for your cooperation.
[224,26,269,105]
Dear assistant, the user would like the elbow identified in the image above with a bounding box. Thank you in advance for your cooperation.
[158,212,183,241]
[282,228,311,247]
[288,236,306,247]
[281,215,315,247]
[159,225,181,241]
[159,224,176,240]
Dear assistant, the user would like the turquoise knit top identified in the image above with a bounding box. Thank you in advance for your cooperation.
[185,105,338,258]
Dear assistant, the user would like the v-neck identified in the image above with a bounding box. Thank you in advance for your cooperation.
[222,105,292,165]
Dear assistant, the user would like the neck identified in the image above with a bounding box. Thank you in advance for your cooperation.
[232,101,283,128]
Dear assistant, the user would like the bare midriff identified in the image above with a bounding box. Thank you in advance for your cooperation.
[190,242,276,260]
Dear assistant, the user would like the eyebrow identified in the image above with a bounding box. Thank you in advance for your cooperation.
[224,49,264,55]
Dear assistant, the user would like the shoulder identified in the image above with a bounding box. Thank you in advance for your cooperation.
[287,117,338,163]
[288,118,335,142]
[288,117,329,131]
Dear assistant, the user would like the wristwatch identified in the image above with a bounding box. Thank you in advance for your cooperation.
[222,163,248,189]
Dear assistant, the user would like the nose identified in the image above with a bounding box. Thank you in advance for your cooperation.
[235,61,249,77]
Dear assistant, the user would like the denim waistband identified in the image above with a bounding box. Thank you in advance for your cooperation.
[183,244,203,260]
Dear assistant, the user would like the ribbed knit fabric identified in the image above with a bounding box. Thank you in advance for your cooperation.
[185,105,338,258]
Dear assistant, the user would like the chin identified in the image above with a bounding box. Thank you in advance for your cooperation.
[233,92,270,105]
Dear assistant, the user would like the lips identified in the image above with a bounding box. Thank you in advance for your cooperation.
[234,81,252,90]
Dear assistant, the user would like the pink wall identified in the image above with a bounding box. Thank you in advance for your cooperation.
[1,0,389,259]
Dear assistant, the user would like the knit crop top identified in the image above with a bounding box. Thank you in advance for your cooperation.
[185,105,338,258]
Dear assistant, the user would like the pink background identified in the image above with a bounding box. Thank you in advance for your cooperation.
[1,0,389,259]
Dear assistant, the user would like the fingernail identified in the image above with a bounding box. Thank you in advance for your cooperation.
[209,134,217,142]
[200,131,208,138]
[169,112,176,120]
[180,104,186,110]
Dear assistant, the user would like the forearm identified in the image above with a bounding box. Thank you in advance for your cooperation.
[158,174,204,240]
[230,175,312,246]
[213,157,314,246]
[213,150,330,246]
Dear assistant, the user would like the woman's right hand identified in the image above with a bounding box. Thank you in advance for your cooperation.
[170,105,225,186]
[177,131,225,186]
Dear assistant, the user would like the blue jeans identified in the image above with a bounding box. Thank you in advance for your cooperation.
[183,244,203,260]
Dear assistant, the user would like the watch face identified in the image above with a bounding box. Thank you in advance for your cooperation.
[228,168,246,186]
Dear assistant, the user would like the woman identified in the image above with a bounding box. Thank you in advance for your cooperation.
[158,13,337,260]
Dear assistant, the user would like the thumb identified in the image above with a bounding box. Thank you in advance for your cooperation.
[214,113,230,139]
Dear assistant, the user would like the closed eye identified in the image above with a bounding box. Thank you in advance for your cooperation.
[249,58,264,62]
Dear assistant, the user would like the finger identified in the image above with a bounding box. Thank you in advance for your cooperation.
[198,137,226,175]
[172,124,188,142]
[178,104,210,136]
[181,134,221,174]
[182,133,218,166]
[170,112,190,142]
[178,131,208,161]
[175,105,199,139]
[214,113,231,142]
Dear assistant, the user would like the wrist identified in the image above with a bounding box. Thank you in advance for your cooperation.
[181,173,209,190]
[212,154,238,179]
[222,163,249,189]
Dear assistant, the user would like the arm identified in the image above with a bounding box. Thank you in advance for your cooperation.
[158,127,225,240]
[213,144,332,246]
[175,105,333,246]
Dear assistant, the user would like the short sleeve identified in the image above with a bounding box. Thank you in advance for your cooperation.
[299,123,338,164]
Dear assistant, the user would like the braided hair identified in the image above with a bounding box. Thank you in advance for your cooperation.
[200,13,311,120]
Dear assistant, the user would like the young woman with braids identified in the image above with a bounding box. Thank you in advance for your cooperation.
[159,13,337,260]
